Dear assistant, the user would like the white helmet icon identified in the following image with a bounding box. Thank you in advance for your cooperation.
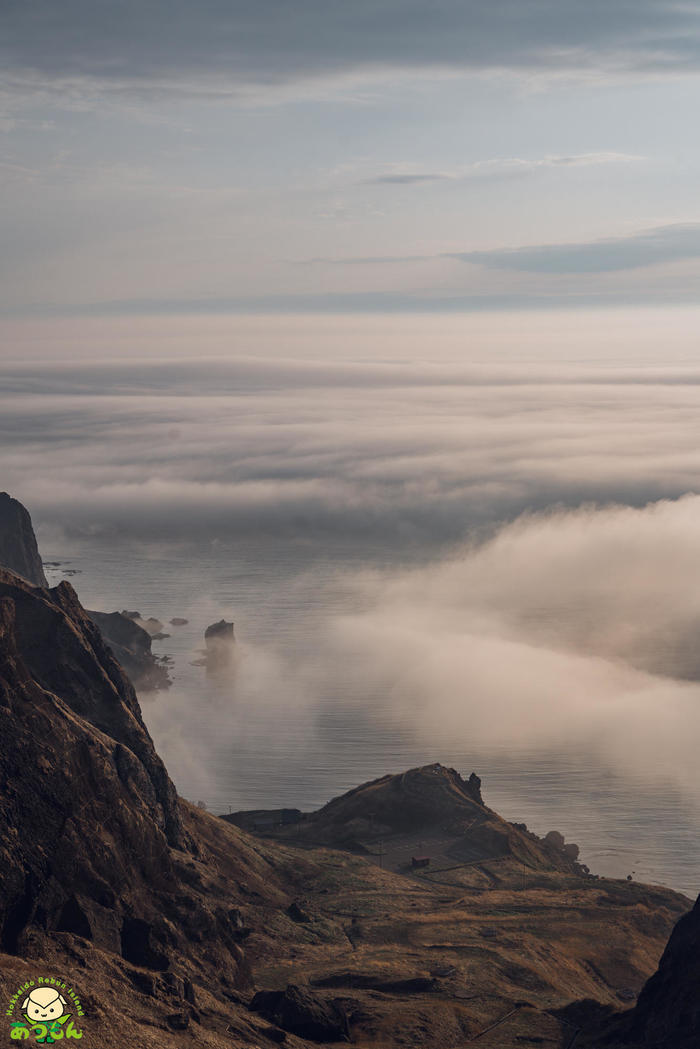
[22,987,67,1023]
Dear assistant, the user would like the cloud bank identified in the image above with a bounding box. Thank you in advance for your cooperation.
[308,496,700,799]
[3,0,700,95]
[5,311,700,545]
[137,496,700,820]
[455,223,700,274]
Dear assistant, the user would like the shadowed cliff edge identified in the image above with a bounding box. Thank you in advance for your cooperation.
[0,493,47,588]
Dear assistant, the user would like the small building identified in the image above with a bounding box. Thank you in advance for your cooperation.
[411,856,431,869]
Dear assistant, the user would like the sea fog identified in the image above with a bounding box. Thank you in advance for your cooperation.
[3,309,700,896]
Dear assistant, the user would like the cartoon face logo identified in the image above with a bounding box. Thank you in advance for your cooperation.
[22,987,67,1023]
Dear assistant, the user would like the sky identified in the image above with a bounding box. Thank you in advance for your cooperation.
[2,0,700,314]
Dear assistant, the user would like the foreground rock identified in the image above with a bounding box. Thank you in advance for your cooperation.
[87,609,171,691]
[250,985,350,1042]
[0,492,47,587]
[618,894,700,1048]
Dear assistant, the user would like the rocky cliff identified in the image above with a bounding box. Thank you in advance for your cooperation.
[0,492,47,587]
[0,568,184,945]
[621,893,700,1048]
[0,568,273,1031]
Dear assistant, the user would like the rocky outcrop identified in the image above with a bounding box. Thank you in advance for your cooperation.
[87,609,171,691]
[205,619,235,644]
[193,618,236,671]
[304,764,487,839]
[0,492,47,587]
[622,894,700,1048]
[250,985,351,1043]
[225,763,583,875]
[120,610,165,635]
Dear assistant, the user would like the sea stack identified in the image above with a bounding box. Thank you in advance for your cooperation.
[203,619,235,670]
[0,492,48,587]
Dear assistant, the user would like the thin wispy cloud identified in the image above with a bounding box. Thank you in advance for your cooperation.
[367,173,452,185]
[453,222,700,274]
[364,152,642,186]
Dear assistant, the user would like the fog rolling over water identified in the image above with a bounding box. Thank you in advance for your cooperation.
[5,309,700,895]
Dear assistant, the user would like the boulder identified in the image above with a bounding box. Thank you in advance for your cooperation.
[286,901,312,924]
[250,985,350,1043]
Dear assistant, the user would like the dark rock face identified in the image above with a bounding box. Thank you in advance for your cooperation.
[0,568,189,959]
[87,609,171,691]
[312,972,436,994]
[286,901,312,924]
[0,570,182,845]
[466,771,483,805]
[198,619,235,671]
[624,894,700,1048]
[205,619,235,643]
[250,985,350,1043]
[0,492,48,587]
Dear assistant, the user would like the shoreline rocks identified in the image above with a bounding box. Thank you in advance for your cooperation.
[87,609,172,691]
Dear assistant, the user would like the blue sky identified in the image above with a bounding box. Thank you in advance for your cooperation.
[2,1,700,313]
